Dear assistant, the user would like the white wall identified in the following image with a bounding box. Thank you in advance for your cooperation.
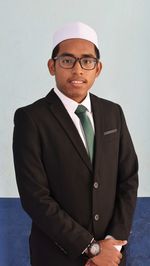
[0,0,149,197]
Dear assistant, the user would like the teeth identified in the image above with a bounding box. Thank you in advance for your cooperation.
[71,80,83,84]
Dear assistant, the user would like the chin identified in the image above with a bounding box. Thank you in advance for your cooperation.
[69,92,87,102]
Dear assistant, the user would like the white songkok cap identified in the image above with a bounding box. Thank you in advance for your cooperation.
[52,21,99,50]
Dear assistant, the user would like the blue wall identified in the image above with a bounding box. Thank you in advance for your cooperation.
[0,198,150,266]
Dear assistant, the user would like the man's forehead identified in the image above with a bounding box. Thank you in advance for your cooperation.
[58,38,96,55]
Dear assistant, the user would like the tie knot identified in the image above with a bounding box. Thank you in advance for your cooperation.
[75,105,87,115]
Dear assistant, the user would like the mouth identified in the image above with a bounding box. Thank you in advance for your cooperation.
[68,79,87,86]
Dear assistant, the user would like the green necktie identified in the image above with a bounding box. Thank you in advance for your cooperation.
[75,105,94,162]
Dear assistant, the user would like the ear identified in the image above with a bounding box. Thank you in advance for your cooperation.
[95,61,102,78]
[47,59,55,76]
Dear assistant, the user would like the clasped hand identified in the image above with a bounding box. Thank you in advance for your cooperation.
[85,238,127,266]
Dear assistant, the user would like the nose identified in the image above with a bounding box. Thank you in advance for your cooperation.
[72,59,83,75]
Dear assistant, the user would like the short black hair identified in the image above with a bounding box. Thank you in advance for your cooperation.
[51,43,100,59]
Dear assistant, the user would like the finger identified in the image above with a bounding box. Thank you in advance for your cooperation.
[122,240,128,246]
[118,252,122,259]
[110,239,127,246]
[85,260,92,266]
[87,262,96,266]
[113,249,122,260]
[112,263,118,266]
[116,257,121,265]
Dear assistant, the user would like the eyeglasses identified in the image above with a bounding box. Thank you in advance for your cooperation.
[53,55,98,70]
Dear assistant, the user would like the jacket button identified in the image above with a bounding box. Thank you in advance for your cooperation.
[94,214,99,221]
[93,182,99,189]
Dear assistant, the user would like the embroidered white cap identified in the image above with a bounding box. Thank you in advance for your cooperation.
[52,22,99,50]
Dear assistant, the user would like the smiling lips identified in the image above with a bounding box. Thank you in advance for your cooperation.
[71,81,84,84]
[69,79,86,85]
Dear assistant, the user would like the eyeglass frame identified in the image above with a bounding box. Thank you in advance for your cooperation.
[53,54,99,70]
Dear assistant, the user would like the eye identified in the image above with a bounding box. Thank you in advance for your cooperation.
[61,57,74,64]
[82,58,94,65]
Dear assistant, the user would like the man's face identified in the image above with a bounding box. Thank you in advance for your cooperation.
[48,38,102,102]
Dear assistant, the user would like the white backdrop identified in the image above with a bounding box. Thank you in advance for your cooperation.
[0,0,149,197]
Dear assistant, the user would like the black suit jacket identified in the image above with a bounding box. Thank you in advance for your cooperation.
[13,89,138,266]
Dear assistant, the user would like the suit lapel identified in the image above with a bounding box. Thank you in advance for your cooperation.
[90,94,104,177]
[45,90,92,172]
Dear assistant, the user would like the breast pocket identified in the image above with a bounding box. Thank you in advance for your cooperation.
[103,129,118,142]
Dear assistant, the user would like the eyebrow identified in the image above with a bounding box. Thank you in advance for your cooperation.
[58,53,96,58]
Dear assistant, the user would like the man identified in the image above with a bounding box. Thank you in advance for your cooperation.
[13,22,138,266]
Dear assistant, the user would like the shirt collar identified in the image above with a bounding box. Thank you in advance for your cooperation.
[54,87,92,115]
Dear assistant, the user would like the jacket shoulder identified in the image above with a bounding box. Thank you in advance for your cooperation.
[14,93,51,121]
[90,93,122,112]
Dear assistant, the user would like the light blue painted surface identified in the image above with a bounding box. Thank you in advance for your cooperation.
[0,198,150,266]
[0,1,150,197]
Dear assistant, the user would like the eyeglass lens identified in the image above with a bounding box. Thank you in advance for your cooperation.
[57,56,97,70]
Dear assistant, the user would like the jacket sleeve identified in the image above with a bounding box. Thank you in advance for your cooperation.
[12,108,93,259]
[106,105,139,240]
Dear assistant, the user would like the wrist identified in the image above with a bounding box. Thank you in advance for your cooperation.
[86,240,101,258]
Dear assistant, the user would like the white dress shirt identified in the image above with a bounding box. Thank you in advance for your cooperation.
[54,87,95,152]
